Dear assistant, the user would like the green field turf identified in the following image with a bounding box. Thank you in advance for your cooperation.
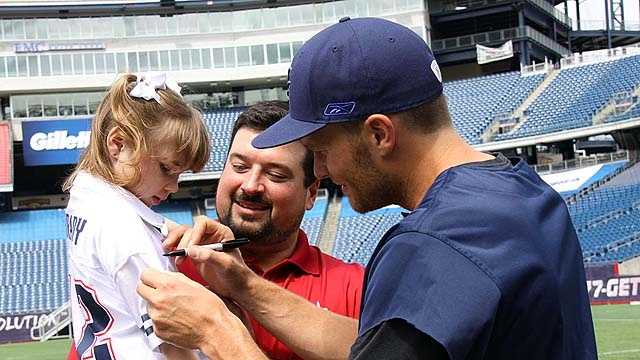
[0,305,638,359]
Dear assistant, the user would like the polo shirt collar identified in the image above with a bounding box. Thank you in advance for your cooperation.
[253,230,321,277]
[74,171,166,231]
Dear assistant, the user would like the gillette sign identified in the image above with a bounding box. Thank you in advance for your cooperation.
[22,118,91,166]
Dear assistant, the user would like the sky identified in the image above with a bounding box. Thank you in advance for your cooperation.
[558,0,640,30]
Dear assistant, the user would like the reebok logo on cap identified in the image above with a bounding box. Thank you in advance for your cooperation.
[324,102,356,116]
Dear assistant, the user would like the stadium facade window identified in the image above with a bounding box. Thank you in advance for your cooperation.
[62,55,73,75]
[181,50,191,70]
[201,49,212,69]
[224,47,236,68]
[212,48,224,69]
[88,93,102,114]
[28,56,38,77]
[266,44,279,65]
[127,52,139,72]
[292,42,303,56]
[237,46,251,67]
[83,54,94,75]
[73,93,89,116]
[28,96,43,117]
[159,50,170,71]
[116,53,127,73]
[150,51,160,71]
[51,55,62,76]
[36,21,48,39]
[42,95,57,117]
[96,53,106,74]
[251,45,265,66]
[191,49,201,70]
[17,57,27,77]
[40,55,51,77]
[0,58,6,78]
[73,54,83,75]
[106,53,116,74]
[59,94,73,116]
[11,97,27,118]
[169,50,180,71]
[278,43,292,63]
[6,57,16,77]
[139,51,150,72]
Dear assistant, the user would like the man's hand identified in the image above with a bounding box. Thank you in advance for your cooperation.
[137,268,267,359]
[162,216,255,299]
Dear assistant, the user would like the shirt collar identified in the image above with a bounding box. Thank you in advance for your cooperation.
[73,171,166,231]
[254,230,321,277]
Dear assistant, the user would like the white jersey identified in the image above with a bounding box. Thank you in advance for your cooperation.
[66,172,174,360]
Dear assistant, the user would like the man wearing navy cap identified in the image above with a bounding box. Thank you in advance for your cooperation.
[139,17,597,359]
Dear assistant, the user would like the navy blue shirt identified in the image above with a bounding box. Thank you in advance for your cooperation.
[358,155,597,360]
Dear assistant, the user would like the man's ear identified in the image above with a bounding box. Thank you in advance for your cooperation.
[362,114,396,157]
[106,127,125,160]
[305,179,320,210]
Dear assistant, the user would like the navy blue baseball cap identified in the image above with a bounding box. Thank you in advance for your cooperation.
[252,17,444,149]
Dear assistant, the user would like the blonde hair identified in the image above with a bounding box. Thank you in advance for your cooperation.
[63,73,210,191]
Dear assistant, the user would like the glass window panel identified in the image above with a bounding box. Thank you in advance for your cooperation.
[209,13,223,32]
[251,45,264,66]
[25,20,36,39]
[69,19,81,39]
[36,21,48,39]
[135,17,146,36]
[220,13,233,31]
[116,53,126,73]
[191,49,201,69]
[292,41,303,56]
[167,16,178,35]
[7,57,16,77]
[73,93,88,115]
[278,43,291,63]
[237,46,250,67]
[262,9,276,28]
[88,93,101,114]
[95,53,106,74]
[314,5,324,23]
[125,17,136,37]
[48,19,60,39]
[62,54,73,75]
[17,56,27,77]
[181,49,191,70]
[0,58,5,77]
[73,54,83,75]
[334,2,347,18]
[224,47,236,68]
[300,4,315,24]
[170,50,180,71]
[12,97,27,118]
[27,56,38,77]
[266,44,278,64]
[83,53,94,74]
[157,16,168,35]
[212,48,224,68]
[14,20,25,40]
[201,49,211,69]
[149,51,159,71]
[159,50,170,70]
[40,55,50,76]
[51,54,62,75]
[28,96,43,117]
[343,1,357,17]
[106,53,115,73]
[59,94,73,116]
[80,18,92,39]
[275,7,289,27]
[127,52,138,72]
[322,5,335,22]
[178,14,198,34]
[113,17,125,37]
[139,51,149,72]
[43,95,57,117]
[2,21,11,40]
[197,13,209,33]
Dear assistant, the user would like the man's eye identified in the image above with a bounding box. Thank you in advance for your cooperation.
[232,164,248,172]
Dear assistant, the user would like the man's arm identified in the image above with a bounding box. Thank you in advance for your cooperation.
[166,217,359,360]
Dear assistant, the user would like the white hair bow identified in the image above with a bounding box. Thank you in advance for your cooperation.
[129,73,182,103]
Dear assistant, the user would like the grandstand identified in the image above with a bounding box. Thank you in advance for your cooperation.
[0,1,640,358]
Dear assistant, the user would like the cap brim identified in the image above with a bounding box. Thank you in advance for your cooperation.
[252,113,326,149]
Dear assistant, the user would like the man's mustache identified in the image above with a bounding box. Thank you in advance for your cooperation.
[233,192,271,207]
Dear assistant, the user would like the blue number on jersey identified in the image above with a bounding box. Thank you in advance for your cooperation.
[75,283,114,360]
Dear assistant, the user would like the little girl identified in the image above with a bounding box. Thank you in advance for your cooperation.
[63,73,209,360]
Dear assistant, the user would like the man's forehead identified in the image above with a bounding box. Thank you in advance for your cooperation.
[232,128,305,164]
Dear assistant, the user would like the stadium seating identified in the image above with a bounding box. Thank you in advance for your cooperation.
[152,200,194,226]
[202,108,244,172]
[332,197,404,265]
[568,182,640,263]
[444,72,544,145]
[300,196,328,245]
[0,239,68,314]
[495,55,640,140]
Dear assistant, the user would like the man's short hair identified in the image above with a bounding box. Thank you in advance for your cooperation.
[341,94,452,135]
[230,101,316,187]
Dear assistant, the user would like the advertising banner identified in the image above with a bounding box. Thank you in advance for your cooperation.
[586,276,640,304]
[21,118,91,166]
[0,311,49,344]
[476,40,513,64]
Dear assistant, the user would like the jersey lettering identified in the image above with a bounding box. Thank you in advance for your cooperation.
[66,214,88,245]
[74,280,115,360]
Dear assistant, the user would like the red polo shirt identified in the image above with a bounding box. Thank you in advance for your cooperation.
[180,230,365,360]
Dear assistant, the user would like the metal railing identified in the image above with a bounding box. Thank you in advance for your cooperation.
[432,26,569,56]
[533,151,629,174]
[560,43,640,68]
[31,301,71,342]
